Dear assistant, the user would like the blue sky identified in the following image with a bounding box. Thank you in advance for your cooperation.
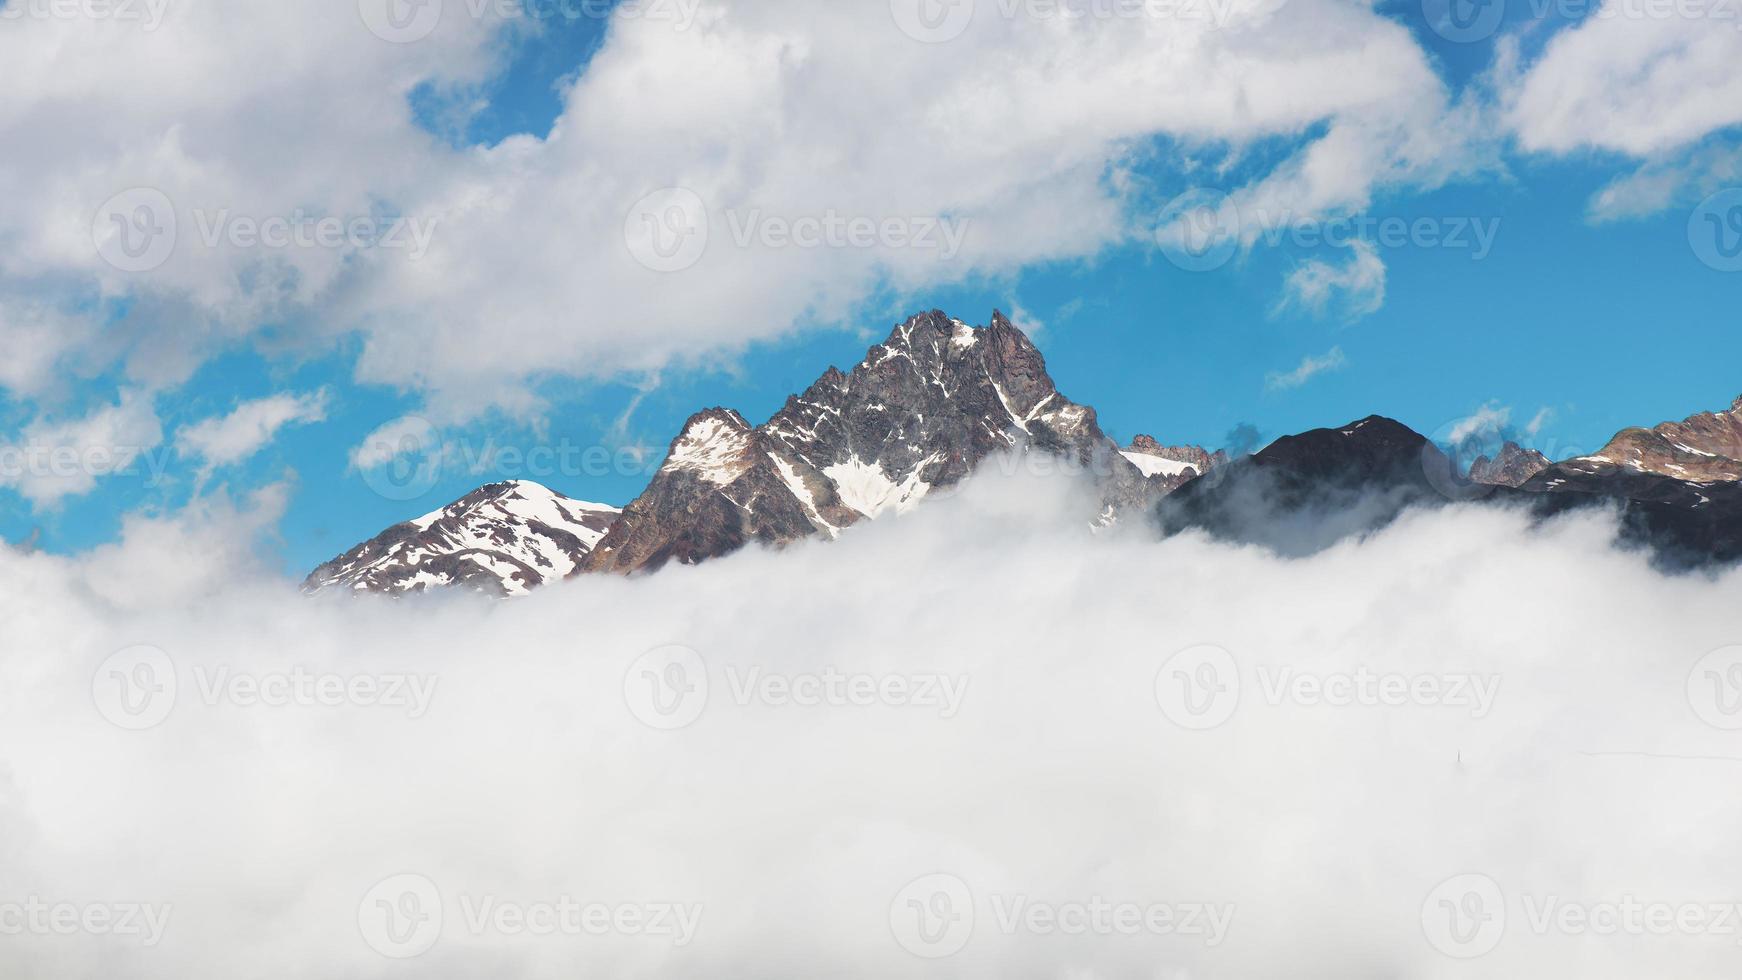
[2,0,1739,577]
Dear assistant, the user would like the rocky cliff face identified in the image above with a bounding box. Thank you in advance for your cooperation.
[584,310,1151,574]
[303,481,619,596]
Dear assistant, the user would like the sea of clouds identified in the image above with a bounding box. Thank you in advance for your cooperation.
[4,465,1742,978]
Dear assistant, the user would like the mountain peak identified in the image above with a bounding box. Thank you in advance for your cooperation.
[1469,441,1551,488]
[583,308,1148,574]
[306,479,621,597]
[661,408,756,486]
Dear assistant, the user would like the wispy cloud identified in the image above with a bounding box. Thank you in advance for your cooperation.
[178,391,329,477]
[1273,241,1386,321]
[1266,347,1347,391]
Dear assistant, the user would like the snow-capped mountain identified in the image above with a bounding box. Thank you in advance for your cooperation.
[583,310,1153,573]
[303,481,620,596]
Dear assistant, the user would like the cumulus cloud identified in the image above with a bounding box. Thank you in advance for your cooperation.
[176,391,328,476]
[1273,241,1386,320]
[3,465,1741,978]
[0,0,1482,417]
[1265,346,1347,390]
[0,388,163,507]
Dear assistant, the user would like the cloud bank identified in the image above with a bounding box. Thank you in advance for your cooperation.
[4,465,1742,977]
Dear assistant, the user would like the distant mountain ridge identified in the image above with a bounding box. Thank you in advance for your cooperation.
[307,308,1742,595]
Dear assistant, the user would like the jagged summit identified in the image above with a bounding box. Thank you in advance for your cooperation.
[583,309,1150,574]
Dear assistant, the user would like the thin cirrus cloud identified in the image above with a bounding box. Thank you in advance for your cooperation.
[1266,346,1348,391]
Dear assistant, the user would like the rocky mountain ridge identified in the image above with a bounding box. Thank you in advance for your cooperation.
[307,308,1742,594]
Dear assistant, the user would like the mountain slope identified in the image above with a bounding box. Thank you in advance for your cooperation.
[303,481,620,596]
[1536,396,1742,484]
[583,310,1152,574]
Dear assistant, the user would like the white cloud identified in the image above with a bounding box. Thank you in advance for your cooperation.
[3,467,1741,976]
[176,391,328,475]
[0,388,163,506]
[1266,346,1347,390]
[0,0,1480,417]
[0,298,101,398]
[1586,142,1742,223]
[1273,240,1386,320]
[1504,15,1742,218]
[1506,17,1742,159]
[1447,401,1512,445]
